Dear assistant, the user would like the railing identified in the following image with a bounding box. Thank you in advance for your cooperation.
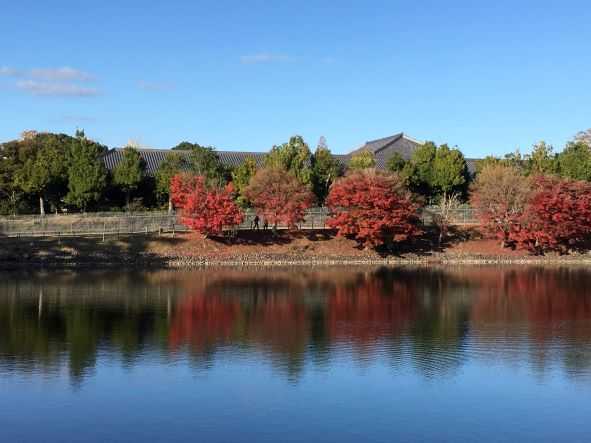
[0,207,480,239]
[422,206,479,226]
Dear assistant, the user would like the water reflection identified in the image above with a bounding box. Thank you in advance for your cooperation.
[1,267,591,384]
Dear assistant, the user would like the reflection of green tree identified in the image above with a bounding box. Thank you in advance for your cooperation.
[408,280,471,378]
[1,268,591,385]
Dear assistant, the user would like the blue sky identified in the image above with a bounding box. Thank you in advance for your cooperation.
[1,0,590,157]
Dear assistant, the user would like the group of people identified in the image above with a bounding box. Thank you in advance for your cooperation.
[251,215,269,231]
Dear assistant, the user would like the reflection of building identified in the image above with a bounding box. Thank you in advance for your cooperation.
[101,132,479,175]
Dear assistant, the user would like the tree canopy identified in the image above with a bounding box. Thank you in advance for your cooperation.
[244,167,313,231]
[155,152,185,209]
[113,146,146,209]
[556,141,591,181]
[327,169,421,248]
[311,138,342,204]
[403,142,468,200]
[187,145,227,186]
[264,136,313,185]
[348,150,376,170]
[524,142,557,176]
[231,155,257,207]
[65,131,107,211]
[14,133,71,214]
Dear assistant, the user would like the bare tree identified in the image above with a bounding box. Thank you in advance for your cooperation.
[432,192,461,245]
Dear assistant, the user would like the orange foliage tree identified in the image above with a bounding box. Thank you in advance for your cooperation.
[170,173,243,237]
[470,164,532,247]
[326,169,421,247]
[244,167,313,230]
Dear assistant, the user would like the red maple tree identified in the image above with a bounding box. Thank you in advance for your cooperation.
[326,169,421,247]
[170,174,244,237]
[243,167,313,230]
[511,176,591,253]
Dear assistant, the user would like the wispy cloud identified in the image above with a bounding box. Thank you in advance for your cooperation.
[30,67,94,81]
[0,66,20,76]
[240,53,292,64]
[137,80,175,92]
[16,80,99,97]
[1,65,99,97]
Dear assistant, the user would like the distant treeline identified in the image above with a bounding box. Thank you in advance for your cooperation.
[1,128,590,218]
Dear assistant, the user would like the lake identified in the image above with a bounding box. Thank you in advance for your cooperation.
[1,267,590,442]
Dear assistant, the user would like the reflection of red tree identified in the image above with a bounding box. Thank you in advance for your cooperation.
[327,276,417,347]
[168,274,419,357]
[471,269,591,343]
[169,291,309,357]
[169,291,241,350]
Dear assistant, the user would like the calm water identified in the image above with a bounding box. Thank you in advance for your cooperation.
[1,267,591,442]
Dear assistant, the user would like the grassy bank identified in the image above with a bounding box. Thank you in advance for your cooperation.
[2,229,591,269]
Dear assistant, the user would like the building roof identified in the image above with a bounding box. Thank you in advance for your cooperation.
[101,133,478,176]
[348,133,422,158]
[102,148,270,176]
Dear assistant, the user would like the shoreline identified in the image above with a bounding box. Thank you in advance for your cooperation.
[2,253,591,270]
[2,233,591,270]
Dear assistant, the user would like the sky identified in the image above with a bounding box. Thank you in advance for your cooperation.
[1,0,590,157]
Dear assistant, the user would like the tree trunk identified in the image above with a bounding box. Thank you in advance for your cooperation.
[126,191,130,212]
[39,196,45,216]
[168,197,173,214]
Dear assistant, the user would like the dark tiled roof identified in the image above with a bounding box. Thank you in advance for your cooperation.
[465,158,478,175]
[102,148,268,176]
[101,135,479,176]
[349,133,404,155]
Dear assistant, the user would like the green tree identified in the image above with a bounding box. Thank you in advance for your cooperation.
[188,145,227,185]
[231,155,257,207]
[431,145,468,199]
[311,137,342,204]
[557,141,591,181]
[264,135,313,185]
[65,131,107,211]
[348,150,376,170]
[14,134,69,215]
[386,152,406,173]
[170,141,227,185]
[401,142,437,197]
[171,141,199,151]
[155,152,185,212]
[403,142,468,201]
[0,141,24,215]
[524,141,557,176]
[113,146,146,210]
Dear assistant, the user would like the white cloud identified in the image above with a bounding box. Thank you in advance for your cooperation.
[16,80,99,97]
[30,66,94,81]
[240,53,292,64]
[137,80,175,92]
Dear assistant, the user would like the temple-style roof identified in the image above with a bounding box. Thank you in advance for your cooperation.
[101,133,477,175]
